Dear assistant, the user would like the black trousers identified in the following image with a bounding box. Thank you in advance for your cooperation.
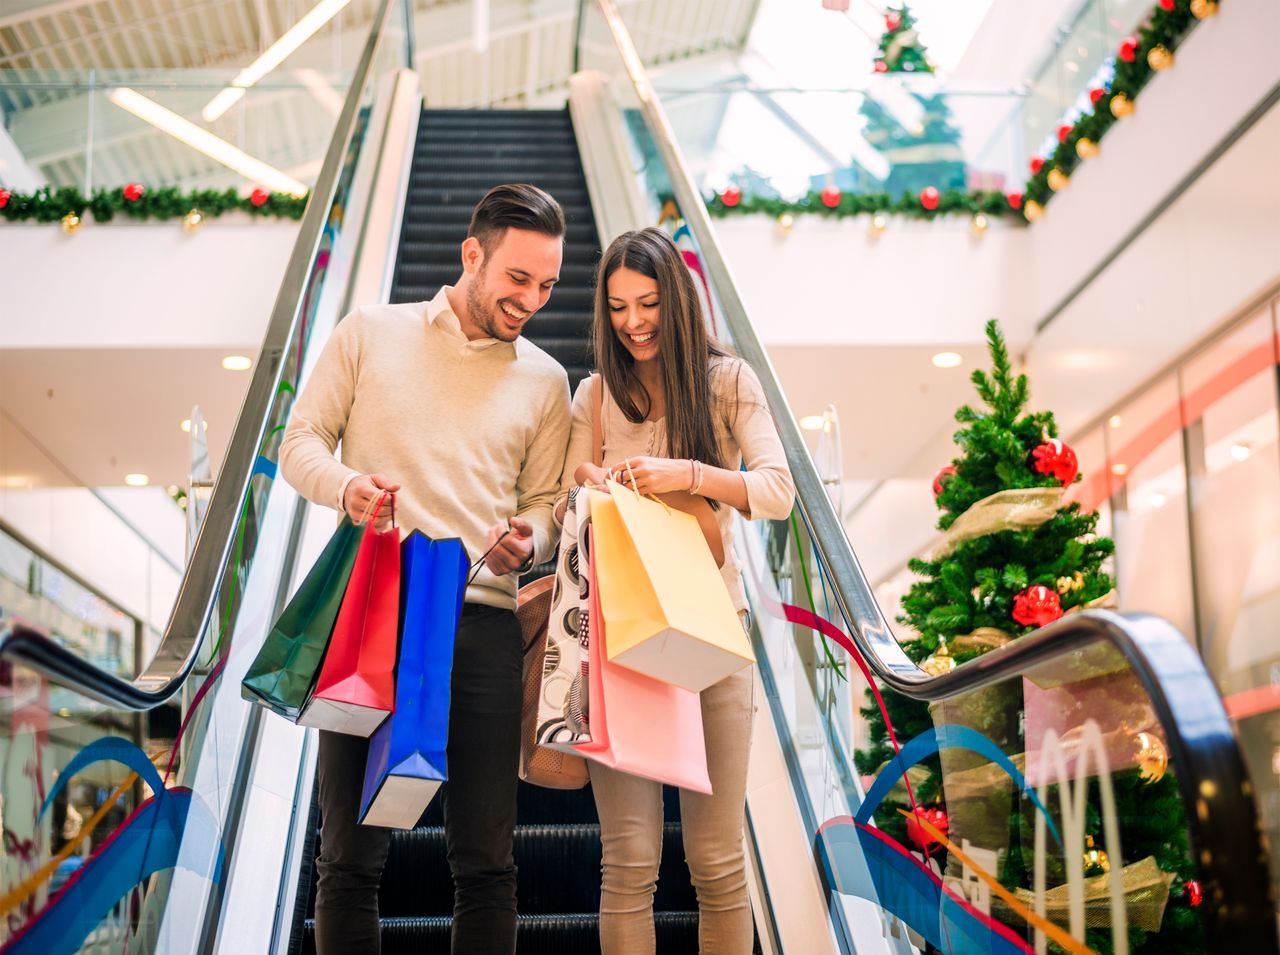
[313,602,524,954]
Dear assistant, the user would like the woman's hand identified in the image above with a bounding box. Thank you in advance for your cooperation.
[574,462,611,490]
[607,456,693,496]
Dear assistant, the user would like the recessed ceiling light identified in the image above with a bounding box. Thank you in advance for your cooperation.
[1149,492,1166,508]
[1110,463,1128,476]
[1109,415,1122,428]
[180,418,209,433]
[222,355,252,371]
[1230,443,1251,462]
[125,473,150,486]
[800,415,825,431]
[932,352,963,368]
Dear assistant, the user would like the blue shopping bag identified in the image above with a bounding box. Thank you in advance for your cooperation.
[358,531,468,828]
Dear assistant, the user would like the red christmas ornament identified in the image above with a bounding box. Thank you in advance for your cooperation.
[820,184,842,208]
[1089,87,1106,105]
[1006,191,1024,210]
[919,186,940,211]
[885,11,902,31]
[0,188,9,210]
[932,465,957,498]
[250,187,271,207]
[1159,0,1176,9]
[1057,124,1073,144]
[1184,880,1203,907]
[1119,36,1139,62]
[1031,438,1079,485]
[906,806,950,850]
[874,59,889,73]
[1030,157,1046,176]
[719,186,741,207]
[1012,585,1064,628]
[123,182,144,202]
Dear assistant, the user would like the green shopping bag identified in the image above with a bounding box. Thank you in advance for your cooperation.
[241,517,363,720]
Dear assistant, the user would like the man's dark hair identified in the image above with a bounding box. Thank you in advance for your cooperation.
[468,183,565,254]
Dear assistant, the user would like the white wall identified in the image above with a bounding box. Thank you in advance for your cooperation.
[0,217,299,348]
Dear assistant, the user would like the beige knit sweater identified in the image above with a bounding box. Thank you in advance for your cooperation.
[280,288,572,609]
[557,358,795,611]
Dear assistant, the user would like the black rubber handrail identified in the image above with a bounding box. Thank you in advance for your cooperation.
[0,0,403,711]
[588,0,1278,946]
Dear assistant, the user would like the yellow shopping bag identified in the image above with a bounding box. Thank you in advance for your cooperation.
[590,482,754,692]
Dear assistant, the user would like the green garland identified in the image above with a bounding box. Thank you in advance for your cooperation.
[704,0,1217,223]
[0,185,308,224]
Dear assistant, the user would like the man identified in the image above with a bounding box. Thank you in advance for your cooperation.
[279,183,572,954]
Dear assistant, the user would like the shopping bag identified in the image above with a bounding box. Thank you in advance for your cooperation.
[534,488,594,753]
[592,480,752,692]
[359,531,467,827]
[518,573,589,789]
[241,517,362,720]
[572,511,712,793]
[298,497,401,735]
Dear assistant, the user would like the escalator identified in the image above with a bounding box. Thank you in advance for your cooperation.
[1,1,1277,954]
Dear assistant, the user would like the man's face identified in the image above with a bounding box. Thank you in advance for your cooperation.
[463,228,563,342]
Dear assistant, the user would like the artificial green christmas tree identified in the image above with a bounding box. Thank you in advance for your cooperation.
[873,6,934,74]
[859,93,967,196]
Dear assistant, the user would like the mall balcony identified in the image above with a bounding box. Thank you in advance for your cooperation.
[0,0,1277,952]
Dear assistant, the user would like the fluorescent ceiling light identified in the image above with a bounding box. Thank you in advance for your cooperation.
[125,473,150,487]
[202,0,356,122]
[109,88,308,196]
[931,352,963,368]
[294,68,345,117]
[222,355,253,371]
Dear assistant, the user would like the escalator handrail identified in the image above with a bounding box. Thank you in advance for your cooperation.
[0,0,403,711]
[589,1,1278,944]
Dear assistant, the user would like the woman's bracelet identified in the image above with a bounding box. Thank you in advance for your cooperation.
[691,459,705,495]
[688,459,696,492]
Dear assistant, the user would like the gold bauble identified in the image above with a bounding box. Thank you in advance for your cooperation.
[60,212,81,235]
[1046,168,1069,191]
[1075,138,1100,160]
[970,212,989,236]
[776,212,795,234]
[920,643,956,677]
[1190,0,1218,18]
[868,212,888,236]
[1023,199,1044,222]
[183,208,204,233]
[1134,731,1168,784]
[1110,93,1135,118]
[1083,835,1111,874]
[1147,45,1174,71]
[1056,571,1085,594]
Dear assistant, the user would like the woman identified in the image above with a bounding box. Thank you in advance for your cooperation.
[556,227,794,953]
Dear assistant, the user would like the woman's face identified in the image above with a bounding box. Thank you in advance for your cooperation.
[606,266,661,364]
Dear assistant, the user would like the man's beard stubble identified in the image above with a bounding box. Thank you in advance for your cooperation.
[465,266,521,343]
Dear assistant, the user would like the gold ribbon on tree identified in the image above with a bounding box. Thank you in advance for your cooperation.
[932,487,1065,559]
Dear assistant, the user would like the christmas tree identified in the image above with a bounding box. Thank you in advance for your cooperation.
[859,93,966,196]
[854,321,1203,952]
[873,5,934,74]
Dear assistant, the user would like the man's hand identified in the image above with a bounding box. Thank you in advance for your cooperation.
[482,516,535,576]
[573,462,610,491]
[344,473,399,531]
[607,456,693,496]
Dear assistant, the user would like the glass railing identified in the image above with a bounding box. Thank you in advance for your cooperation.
[580,1,1279,951]
[0,1,412,950]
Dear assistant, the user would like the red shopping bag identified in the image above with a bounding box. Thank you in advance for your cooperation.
[298,495,401,736]
[572,525,712,794]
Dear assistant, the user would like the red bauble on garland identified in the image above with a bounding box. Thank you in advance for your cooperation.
[932,465,957,498]
[1159,0,1176,10]
[250,188,271,207]
[1012,585,1064,628]
[885,11,902,31]
[906,805,950,850]
[919,186,940,211]
[1006,191,1024,210]
[1057,124,1073,144]
[1119,36,1139,62]
[820,184,842,208]
[1030,157,1045,176]
[719,186,741,207]
[1031,438,1079,485]
[123,182,145,202]
[1184,880,1204,907]
[0,188,9,210]
[1089,87,1107,105]
[874,60,889,73]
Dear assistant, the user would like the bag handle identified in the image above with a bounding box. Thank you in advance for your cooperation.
[591,373,604,468]
[356,491,395,529]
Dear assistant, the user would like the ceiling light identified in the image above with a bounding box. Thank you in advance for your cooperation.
[1148,492,1166,508]
[109,88,308,196]
[1065,61,1079,73]
[293,68,344,117]
[800,415,825,431]
[1,475,30,488]
[932,352,963,368]
[181,418,210,433]
[201,0,356,121]
[1110,463,1128,475]
[1109,415,1122,428]
[222,355,252,371]
[125,473,150,486]
[1230,443,1251,462]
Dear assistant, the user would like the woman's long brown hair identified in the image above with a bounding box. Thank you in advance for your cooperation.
[592,228,734,485]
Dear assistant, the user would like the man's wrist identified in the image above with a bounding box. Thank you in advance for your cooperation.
[517,550,537,575]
